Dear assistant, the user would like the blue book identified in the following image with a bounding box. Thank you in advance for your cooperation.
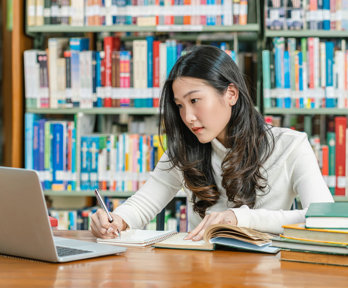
[166,40,177,78]
[33,120,40,173]
[298,52,304,108]
[70,124,77,191]
[80,136,90,190]
[273,38,284,89]
[25,113,39,170]
[176,43,184,59]
[95,51,103,107]
[325,41,336,108]
[44,121,52,190]
[38,119,46,187]
[283,51,291,108]
[89,136,99,190]
[323,0,330,30]
[262,50,271,109]
[69,38,89,51]
[51,122,66,191]
[146,36,154,107]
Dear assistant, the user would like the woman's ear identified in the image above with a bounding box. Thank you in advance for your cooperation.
[226,84,239,106]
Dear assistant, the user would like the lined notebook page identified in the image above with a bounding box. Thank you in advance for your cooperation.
[156,232,206,246]
[97,229,177,247]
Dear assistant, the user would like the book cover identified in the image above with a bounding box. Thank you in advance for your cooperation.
[305,202,348,228]
[282,223,348,244]
[271,235,348,255]
[280,249,348,266]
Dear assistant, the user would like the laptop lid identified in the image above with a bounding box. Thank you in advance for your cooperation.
[0,167,126,262]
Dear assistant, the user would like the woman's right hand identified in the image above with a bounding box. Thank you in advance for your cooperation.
[90,209,128,239]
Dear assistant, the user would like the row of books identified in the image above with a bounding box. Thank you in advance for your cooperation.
[27,0,249,27]
[265,114,348,197]
[265,0,348,31]
[262,38,348,109]
[24,37,237,109]
[25,114,166,192]
[80,133,166,191]
[25,115,78,191]
[271,202,348,267]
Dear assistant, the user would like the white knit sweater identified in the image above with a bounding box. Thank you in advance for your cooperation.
[115,127,334,234]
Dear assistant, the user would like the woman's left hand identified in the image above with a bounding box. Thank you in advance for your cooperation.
[184,210,237,241]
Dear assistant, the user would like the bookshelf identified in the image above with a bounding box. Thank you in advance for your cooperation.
[263,1,348,200]
[23,0,263,230]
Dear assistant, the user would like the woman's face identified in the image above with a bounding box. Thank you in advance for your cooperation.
[172,77,238,146]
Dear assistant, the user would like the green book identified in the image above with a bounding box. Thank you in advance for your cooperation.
[271,235,348,255]
[305,202,348,229]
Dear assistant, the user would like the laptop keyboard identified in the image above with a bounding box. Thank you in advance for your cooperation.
[56,246,92,257]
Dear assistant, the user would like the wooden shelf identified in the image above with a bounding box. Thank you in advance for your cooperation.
[26,107,160,115]
[265,29,348,38]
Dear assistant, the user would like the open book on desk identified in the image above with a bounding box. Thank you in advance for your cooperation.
[153,224,280,254]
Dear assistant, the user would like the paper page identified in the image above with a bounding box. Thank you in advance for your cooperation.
[156,232,206,246]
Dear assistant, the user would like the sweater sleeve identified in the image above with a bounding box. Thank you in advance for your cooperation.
[114,153,183,229]
[232,134,334,234]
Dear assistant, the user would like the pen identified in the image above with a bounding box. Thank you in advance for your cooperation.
[94,188,114,223]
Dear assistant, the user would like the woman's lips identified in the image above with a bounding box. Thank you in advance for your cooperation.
[192,127,203,133]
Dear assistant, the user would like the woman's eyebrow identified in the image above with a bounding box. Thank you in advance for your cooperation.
[174,90,200,101]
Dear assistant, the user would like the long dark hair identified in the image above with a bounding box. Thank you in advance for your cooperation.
[159,45,274,218]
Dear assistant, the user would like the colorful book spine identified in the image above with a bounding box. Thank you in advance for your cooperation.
[335,117,347,196]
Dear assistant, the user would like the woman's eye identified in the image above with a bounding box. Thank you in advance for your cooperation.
[191,98,198,104]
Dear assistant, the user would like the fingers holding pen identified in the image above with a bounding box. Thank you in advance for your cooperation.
[91,209,119,238]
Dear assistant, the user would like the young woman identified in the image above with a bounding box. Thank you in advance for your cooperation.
[91,45,333,240]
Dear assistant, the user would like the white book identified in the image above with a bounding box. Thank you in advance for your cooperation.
[24,50,40,108]
[48,38,69,108]
[36,0,44,25]
[56,58,66,108]
[70,0,84,26]
[133,40,148,89]
[97,229,177,247]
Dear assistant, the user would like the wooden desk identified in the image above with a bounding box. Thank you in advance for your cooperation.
[0,230,347,287]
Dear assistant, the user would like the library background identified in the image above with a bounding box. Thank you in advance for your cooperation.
[0,0,348,231]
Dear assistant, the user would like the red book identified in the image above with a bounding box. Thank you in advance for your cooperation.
[153,41,160,87]
[104,36,121,107]
[49,216,58,228]
[321,145,329,185]
[335,117,347,196]
[201,0,207,25]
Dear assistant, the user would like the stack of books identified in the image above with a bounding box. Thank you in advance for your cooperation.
[272,202,348,266]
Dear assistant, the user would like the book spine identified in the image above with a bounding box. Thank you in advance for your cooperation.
[335,116,347,196]
[327,131,336,195]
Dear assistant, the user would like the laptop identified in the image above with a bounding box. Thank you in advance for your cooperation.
[0,167,126,262]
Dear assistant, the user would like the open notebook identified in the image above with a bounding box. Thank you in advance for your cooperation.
[98,225,279,254]
[97,229,177,247]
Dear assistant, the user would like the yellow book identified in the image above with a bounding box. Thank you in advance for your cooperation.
[282,223,348,244]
